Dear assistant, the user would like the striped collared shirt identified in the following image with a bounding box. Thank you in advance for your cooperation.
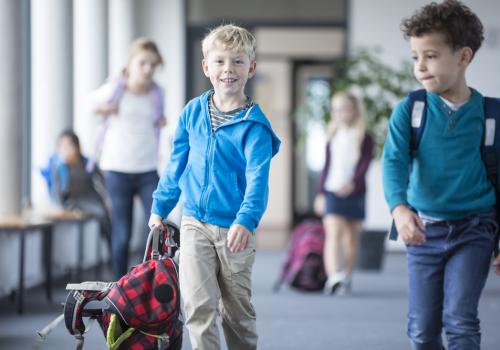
[208,92,253,133]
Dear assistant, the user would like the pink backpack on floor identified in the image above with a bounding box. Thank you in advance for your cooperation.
[275,219,326,292]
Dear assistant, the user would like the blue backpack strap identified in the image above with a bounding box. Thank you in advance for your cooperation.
[388,221,398,241]
[408,89,428,153]
[482,97,500,256]
[389,90,428,241]
[482,97,500,187]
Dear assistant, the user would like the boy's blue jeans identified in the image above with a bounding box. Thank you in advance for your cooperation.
[105,170,159,279]
[406,210,497,350]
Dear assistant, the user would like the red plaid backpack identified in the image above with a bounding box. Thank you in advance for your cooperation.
[61,221,182,350]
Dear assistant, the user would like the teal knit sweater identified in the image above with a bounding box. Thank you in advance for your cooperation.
[382,88,495,220]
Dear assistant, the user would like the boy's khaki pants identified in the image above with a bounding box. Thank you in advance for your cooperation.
[179,216,257,350]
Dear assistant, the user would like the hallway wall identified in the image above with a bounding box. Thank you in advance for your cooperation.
[351,0,500,95]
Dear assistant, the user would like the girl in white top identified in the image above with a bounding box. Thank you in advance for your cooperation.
[315,92,374,295]
[91,38,166,279]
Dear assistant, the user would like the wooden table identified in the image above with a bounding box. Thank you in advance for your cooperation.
[0,214,53,314]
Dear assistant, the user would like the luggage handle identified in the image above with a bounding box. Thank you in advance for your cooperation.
[143,220,179,262]
[164,220,179,258]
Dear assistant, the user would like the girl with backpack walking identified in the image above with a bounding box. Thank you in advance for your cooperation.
[314,92,374,295]
[90,38,166,280]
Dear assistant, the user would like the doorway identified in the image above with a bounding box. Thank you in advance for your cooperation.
[292,61,337,225]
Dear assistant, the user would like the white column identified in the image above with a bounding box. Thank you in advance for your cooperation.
[135,0,186,169]
[0,0,22,215]
[31,0,73,207]
[109,0,136,76]
[73,0,108,156]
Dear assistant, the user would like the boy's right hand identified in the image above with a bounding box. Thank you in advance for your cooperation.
[392,205,426,245]
[148,214,164,231]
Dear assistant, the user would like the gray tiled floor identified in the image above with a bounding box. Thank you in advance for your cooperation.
[1,251,499,349]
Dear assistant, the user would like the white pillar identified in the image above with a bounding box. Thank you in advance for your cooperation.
[31,0,73,207]
[135,0,186,169]
[0,0,22,215]
[109,0,136,76]
[73,0,108,156]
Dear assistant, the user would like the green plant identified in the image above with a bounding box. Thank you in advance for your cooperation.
[332,47,418,156]
[294,47,417,156]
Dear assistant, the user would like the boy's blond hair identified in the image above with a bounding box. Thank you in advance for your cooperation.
[202,24,256,61]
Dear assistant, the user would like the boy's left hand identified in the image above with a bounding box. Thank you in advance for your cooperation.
[227,224,251,253]
[493,255,500,275]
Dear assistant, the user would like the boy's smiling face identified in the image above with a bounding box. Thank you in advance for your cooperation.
[202,46,256,102]
[410,32,471,100]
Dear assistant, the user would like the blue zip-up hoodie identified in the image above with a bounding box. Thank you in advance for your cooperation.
[152,90,281,232]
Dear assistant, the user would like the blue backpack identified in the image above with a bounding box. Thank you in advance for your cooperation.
[389,89,500,256]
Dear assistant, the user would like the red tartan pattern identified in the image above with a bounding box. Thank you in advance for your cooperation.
[64,222,183,349]
[98,312,112,334]
[106,258,180,336]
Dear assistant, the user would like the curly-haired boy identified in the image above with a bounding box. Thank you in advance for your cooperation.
[383,1,499,349]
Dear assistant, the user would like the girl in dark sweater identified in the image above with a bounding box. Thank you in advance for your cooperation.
[315,92,374,295]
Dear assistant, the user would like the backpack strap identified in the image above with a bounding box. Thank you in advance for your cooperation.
[482,97,500,256]
[150,82,165,124]
[66,281,115,291]
[482,97,499,187]
[63,282,114,350]
[150,82,165,144]
[86,79,128,173]
[389,90,428,241]
[408,89,428,153]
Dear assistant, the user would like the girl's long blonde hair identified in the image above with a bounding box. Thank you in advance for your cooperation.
[122,37,164,76]
[326,92,366,163]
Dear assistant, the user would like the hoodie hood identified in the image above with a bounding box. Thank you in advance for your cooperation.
[199,89,281,157]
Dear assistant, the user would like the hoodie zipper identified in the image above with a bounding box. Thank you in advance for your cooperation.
[198,105,254,216]
[199,134,214,216]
